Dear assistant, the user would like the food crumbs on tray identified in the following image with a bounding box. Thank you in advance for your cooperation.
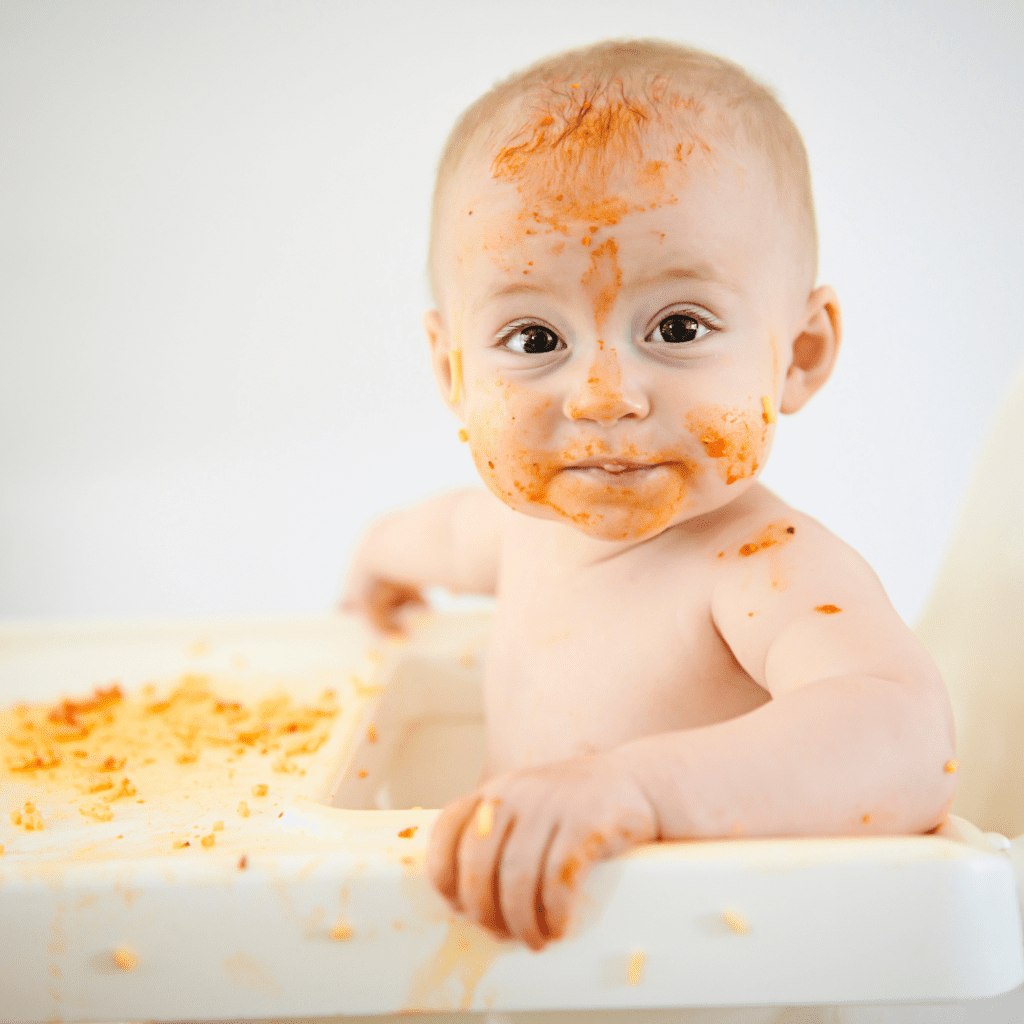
[112,947,138,971]
[814,604,842,615]
[627,950,646,986]
[331,922,353,941]
[238,854,248,870]
[80,805,114,823]
[722,909,750,934]
[237,801,250,817]
[201,834,215,848]
[252,784,268,797]
[475,799,494,838]
[397,826,417,839]
[944,759,959,773]
[366,725,378,744]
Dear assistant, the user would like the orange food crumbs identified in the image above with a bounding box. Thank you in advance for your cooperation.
[105,777,136,802]
[862,814,871,824]
[88,777,114,793]
[475,799,494,838]
[0,844,4,855]
[9,811,21,826]
[331,922,353,941]
[722,909,750,934]
[761,395,776,424]
[176,751,198,764]
[252,784,268,797]
[559,856,580,888]
[814,604,843,615]
[23,801,34,813]
[172,839,190,849]
[397,826,417,839]
[237,801,250,817]
[582,236,591,246]
[112,947,137,971]
[201,834,215,848]
[238,854,248,870]
[80,804,114,823]
[458,427,469,443]
[212,820,224,831]
[357,769,368,778]
[739,543,759,557]
[99,756,125,772]
[945,759,959,774]
[627,950,645,986]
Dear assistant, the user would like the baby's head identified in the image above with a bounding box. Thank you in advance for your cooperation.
[425,39,841,542]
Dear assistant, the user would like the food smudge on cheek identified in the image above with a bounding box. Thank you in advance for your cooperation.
[687,404,769,485]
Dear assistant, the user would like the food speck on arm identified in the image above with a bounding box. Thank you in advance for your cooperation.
[814,604,842,614]
[357,769,368,779]
[944,759,959,774]
[366,725,378,744]
[398,826,417,839]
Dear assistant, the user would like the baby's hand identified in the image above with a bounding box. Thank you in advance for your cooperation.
[339,571,425,637]
[426,755,658,949]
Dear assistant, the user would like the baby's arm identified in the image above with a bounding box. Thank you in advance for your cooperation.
[342,488,503,634]
[427,517,956,948]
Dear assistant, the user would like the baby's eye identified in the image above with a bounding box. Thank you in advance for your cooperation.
[647,313,712,345]
[500,324,564,354]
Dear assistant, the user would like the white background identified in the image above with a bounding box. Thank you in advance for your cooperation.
[1,0,1022,624]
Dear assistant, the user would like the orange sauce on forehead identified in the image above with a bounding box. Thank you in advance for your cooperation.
[485,79,712,257]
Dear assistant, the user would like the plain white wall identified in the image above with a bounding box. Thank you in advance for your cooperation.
[1,0,1022,623]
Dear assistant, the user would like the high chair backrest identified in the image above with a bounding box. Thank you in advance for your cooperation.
[916,357,1024,838]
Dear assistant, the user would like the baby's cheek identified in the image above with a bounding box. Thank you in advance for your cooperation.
[686,403,772,485]
[467,388,557,510]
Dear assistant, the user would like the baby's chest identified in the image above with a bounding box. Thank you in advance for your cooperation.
[483,552,764,764]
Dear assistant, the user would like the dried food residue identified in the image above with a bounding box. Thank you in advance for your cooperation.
[0,676,338,821]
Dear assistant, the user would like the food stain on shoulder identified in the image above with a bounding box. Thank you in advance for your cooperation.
[688,404,768,485]
[814,604,842,615]
[737,521,796,558]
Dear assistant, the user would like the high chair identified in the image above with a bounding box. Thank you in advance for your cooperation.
[3,362,1024,1024]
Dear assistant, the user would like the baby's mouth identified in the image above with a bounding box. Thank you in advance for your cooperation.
[566,458,661,475]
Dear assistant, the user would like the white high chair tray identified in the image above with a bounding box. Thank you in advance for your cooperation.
[1,613,1021,1022]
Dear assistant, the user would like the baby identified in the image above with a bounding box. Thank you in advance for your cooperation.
[343,39,956,951]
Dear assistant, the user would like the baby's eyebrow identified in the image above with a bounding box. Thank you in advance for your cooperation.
[474,280,557,311]
[626,263,721,290]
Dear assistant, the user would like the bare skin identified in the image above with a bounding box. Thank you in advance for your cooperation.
[342,107,956,951]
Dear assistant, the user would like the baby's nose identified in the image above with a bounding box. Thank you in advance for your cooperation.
[563,346,650,424]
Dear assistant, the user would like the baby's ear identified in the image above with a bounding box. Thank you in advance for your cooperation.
[780,286,842,414]
[424,309,458,412]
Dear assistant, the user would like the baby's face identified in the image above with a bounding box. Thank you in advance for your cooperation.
[431,126,814,542]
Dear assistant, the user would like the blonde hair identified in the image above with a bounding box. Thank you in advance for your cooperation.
[428,38,818,300]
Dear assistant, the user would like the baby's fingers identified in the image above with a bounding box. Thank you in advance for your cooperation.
[367,580,425,636]
[497,819,559,951]
[426,790,480,904]
[538,828,606,941]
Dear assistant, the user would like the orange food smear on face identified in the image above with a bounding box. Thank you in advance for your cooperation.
[687,404,768,485]
[580,237,622,331]
[814,604,842,614]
